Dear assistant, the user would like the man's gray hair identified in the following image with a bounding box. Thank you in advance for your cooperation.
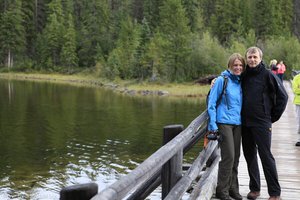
[245,47,263,59]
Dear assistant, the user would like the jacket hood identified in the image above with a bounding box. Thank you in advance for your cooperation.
[221,69,241,81]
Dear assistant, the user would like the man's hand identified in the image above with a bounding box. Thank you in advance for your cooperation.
[211,78,217,88]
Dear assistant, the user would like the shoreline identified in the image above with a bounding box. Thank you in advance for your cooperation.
[0,72,209,98]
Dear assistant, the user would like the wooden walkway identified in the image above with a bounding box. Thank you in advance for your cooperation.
[213,81,300,200]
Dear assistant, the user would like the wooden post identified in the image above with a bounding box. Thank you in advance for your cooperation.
[60,183,98,200]
[161,124,184,199]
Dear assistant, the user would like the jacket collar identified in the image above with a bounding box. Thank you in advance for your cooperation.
[222,69,241,81]
[245,61,265,75]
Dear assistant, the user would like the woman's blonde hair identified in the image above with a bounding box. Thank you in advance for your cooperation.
[270,59,277,65]
[227,53,246,70]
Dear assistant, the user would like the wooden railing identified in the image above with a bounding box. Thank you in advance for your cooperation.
[60,110,220,200]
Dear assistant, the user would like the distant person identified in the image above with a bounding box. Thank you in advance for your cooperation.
[241,47,288,200]
[270,59,278,75]
[276,61,286,82]
[207,53,245,200]
[292,72,300,147]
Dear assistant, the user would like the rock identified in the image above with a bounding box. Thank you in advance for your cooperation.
[157,90,169,96]
[194,75,218,85]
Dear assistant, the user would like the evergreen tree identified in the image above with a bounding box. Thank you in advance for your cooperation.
[199,0,217,27]
[143,0,164,32]
[107,16,141,79]
[253,0,277,40]
[182,0,203,32]
[189,32,227,77]
[134,17,152,80]
[0,0,9,12]
[240,0,253,37]
[39,0,64,67]
[210,0,243,45]
[280,0,293,35]
[60,0,78,70]
[0,0,299,78]
[34,0,52,33]
[271,0,284,36]
[142,32,166,81]
[21,0,37,60]
[131,0,144,22]
[158,0,192,81]
[0,0,25,68]
[76,0,112,67]
[60,13,78,70]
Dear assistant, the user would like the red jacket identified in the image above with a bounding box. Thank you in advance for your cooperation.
[277,63,286,74]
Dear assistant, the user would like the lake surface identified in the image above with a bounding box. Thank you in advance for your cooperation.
[0,78,206,200]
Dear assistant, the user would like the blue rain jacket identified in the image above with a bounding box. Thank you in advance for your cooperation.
[207,70,242,131]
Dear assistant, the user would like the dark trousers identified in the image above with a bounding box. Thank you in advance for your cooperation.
[277,73,284,82]
[216,124,241,196]
[242,126,281,196]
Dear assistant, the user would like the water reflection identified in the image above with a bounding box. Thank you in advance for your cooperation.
[0,78,205,199]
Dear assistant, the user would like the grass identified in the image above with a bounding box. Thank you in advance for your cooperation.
[126,82,210,97]
[0,72,210,97]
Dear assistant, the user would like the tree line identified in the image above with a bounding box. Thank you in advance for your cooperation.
[0,0,300,82]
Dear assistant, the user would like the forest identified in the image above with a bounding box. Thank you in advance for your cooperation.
[1,0,300,82]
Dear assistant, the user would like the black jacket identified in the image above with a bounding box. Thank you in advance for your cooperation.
[241,62,288,127]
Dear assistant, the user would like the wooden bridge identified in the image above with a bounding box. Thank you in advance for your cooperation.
[60,81,300,200]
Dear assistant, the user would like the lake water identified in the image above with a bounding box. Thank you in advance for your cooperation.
[0,78,206,199]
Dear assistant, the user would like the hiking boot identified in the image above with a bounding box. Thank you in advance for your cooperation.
[268,196,281,200]
[247,191,260,199]
[295,141,300,146]
[229,191,243,200]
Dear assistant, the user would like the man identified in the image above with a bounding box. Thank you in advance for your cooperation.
[241,47,288,200]
[292,72,300,146]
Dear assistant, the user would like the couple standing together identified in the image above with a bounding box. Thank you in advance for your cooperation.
[207,47,288,200]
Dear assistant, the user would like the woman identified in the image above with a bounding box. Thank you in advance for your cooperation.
[270,59,278,75]
[207,53,245,200]
[276,60,286,82]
